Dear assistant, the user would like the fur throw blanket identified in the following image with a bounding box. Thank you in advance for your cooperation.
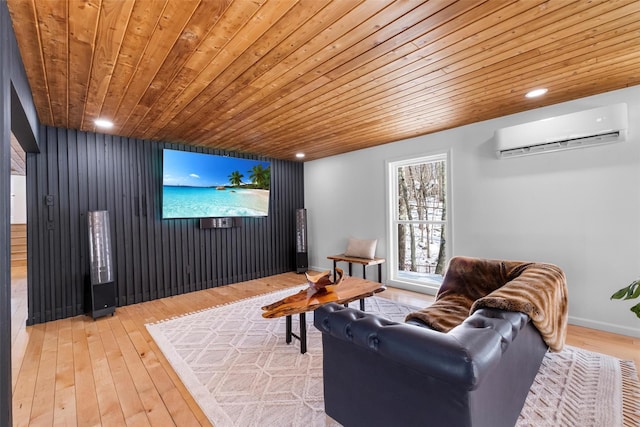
[405,256,568,352]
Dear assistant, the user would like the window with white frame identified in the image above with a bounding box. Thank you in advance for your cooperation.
[387,152,450,293]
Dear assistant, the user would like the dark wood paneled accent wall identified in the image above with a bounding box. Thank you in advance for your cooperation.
[26,127,304,325]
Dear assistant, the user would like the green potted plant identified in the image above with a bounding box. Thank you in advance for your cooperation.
[610,279,640,319]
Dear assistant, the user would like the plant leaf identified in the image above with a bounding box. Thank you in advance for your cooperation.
[611,285,631,300]
[611,280,640,300]
[624,280,640,300]
[631,302,640,319]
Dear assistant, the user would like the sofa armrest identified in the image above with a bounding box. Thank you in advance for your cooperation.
[314,303,526,390]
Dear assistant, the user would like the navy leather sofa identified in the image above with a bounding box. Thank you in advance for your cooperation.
[313,303,548,427]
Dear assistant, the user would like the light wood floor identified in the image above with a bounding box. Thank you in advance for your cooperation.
[10,269,640,426]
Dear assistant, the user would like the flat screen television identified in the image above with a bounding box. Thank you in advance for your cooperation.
[162,149,271,219]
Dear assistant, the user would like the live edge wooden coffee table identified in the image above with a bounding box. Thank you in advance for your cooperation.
[261,277,386,354]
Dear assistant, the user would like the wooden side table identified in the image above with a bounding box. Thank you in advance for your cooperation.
[327,254,386,283]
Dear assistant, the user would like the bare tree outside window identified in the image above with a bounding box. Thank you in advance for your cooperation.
[391,154,448,288]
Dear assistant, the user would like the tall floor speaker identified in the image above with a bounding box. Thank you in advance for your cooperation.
[296,208,308,273]
[87,210,116,319]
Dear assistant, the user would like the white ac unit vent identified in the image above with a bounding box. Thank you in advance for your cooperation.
[495,103,628,159]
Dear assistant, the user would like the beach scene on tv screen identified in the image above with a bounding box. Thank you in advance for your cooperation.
[162,149,270,218]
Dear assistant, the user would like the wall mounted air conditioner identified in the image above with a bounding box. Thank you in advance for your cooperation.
[495,103,628,159]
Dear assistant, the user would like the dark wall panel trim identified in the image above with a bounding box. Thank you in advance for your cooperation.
[26,127,304,325]
[2,1,42,424]
[0,4,12,423]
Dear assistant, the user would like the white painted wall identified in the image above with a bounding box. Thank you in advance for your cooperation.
[10,175,26,224]
[304,85,640,338]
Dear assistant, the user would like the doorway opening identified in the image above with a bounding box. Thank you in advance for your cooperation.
[9,131,29,391]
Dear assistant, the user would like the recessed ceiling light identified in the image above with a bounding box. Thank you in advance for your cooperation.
[295,153,305,159]
[94,119,114,128]
[525,88,548,98]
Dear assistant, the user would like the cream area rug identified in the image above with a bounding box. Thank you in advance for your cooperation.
[146,286,640,427]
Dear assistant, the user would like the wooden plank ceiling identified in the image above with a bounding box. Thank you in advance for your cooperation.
[10,133,26,176]
[6,0,640,161]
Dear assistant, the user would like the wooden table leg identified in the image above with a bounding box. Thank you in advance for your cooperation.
[378,263,382,283]
[333,260,337,282]
[300,312,307,354]
[285,313,307,354]
[360,298,365,311]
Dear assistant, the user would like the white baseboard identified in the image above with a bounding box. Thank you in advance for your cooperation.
[568,315,640,338]
[308,265,328,274]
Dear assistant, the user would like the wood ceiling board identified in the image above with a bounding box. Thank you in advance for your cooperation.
[6,0,640,161]
[36,0,69,128]
[123,0,235,134]
[151,0,304,137]
[260,23,640,146]
[198,0,508,145]
[105,0,202,130]
[131,0,336,138]
[8,0,53,124]
[67,0,100,130]
[191,0,575,148]
[137,0,332,139]
[134,0,275,140]
[161,0,406,143]
[253,58,640,157]
[234,2,640,150]
[76,0,133,129]
[185,2,496,147]
[10,133,27,176]
[98,0,169,121]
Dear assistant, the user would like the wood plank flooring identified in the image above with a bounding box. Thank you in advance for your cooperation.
[10,270,640,426]
[10,224,27,268]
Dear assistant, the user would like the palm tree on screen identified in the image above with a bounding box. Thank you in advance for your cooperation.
[228,171,243,187]
[249,165,270,189]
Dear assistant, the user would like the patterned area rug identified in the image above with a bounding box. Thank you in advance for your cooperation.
[146,286,640,427]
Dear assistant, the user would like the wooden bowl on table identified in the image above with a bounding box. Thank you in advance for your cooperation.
[305,268,344,292]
